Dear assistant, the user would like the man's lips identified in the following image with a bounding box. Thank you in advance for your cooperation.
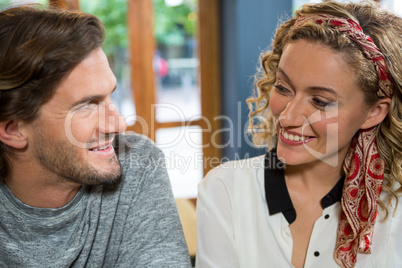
[88,139,114,151]
[88,143,115,159]
[88,143,112,152]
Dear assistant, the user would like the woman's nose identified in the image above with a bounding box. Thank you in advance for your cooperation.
[278,98,308,128]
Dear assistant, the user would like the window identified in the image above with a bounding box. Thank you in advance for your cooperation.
[127,0,221,199]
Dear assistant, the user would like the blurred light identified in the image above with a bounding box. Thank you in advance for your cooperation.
[188,12,198,21]
[393,0,402,16]
[165,0,183,7]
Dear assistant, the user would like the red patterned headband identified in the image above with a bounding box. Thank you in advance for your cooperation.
[294,14,393,98]
[294,14,393,268]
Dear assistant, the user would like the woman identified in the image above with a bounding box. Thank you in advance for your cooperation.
[196,1,402,268]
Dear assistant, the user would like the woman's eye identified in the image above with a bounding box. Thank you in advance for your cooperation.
[312,97,331,108]
[273,84,290,95]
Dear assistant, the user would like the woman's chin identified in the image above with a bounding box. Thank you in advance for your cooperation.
[276,146,315,166]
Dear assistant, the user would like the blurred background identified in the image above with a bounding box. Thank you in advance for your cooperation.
[2,0,400,263]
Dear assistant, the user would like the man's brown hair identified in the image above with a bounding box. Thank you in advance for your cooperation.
[0,6,105,179]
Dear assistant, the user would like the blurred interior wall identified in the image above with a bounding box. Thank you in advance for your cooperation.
[220,0,292,160]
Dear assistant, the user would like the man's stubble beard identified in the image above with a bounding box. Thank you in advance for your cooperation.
[33,127,122,186]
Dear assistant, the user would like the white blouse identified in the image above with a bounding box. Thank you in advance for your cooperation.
[196,152,402,268]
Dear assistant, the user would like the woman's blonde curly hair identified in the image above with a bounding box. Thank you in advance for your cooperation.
[247,1,402,217]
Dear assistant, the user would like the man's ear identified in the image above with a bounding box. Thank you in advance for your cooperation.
[360,98,391,130]
[0,120,28,149]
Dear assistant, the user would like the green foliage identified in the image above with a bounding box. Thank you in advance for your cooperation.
[0,0,10,5]
[0,0,11,10]
[0,0,48,10]
[80,0,128,57]
[153,0,197,46]
[81,0,197,55]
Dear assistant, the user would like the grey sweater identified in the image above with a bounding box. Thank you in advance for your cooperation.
[0,134,191,267]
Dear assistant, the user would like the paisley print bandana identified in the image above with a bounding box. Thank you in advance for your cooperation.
[293,14,393,268]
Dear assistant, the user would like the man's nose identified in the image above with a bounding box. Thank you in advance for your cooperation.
[99,102,127,135]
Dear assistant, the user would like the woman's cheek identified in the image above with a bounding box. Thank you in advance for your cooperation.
[269,92,286,117]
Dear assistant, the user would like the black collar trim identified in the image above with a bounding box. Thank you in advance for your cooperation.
[264,150,344,224]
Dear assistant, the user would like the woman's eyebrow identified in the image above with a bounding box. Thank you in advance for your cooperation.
[307,86,339,96]
[277,67,339,97]
[277,67,296,89]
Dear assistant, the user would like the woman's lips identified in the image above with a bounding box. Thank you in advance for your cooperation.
[279,128,314,146]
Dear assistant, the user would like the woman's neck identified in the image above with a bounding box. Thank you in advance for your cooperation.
[284,159,344,195]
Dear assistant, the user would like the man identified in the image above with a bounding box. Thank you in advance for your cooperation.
[0,6,191,267]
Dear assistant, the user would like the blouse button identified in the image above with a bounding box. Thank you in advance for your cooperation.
[314,251,320,257]
[324,214,330,219]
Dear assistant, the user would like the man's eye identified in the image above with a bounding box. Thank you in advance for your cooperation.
[82,102,98,110]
